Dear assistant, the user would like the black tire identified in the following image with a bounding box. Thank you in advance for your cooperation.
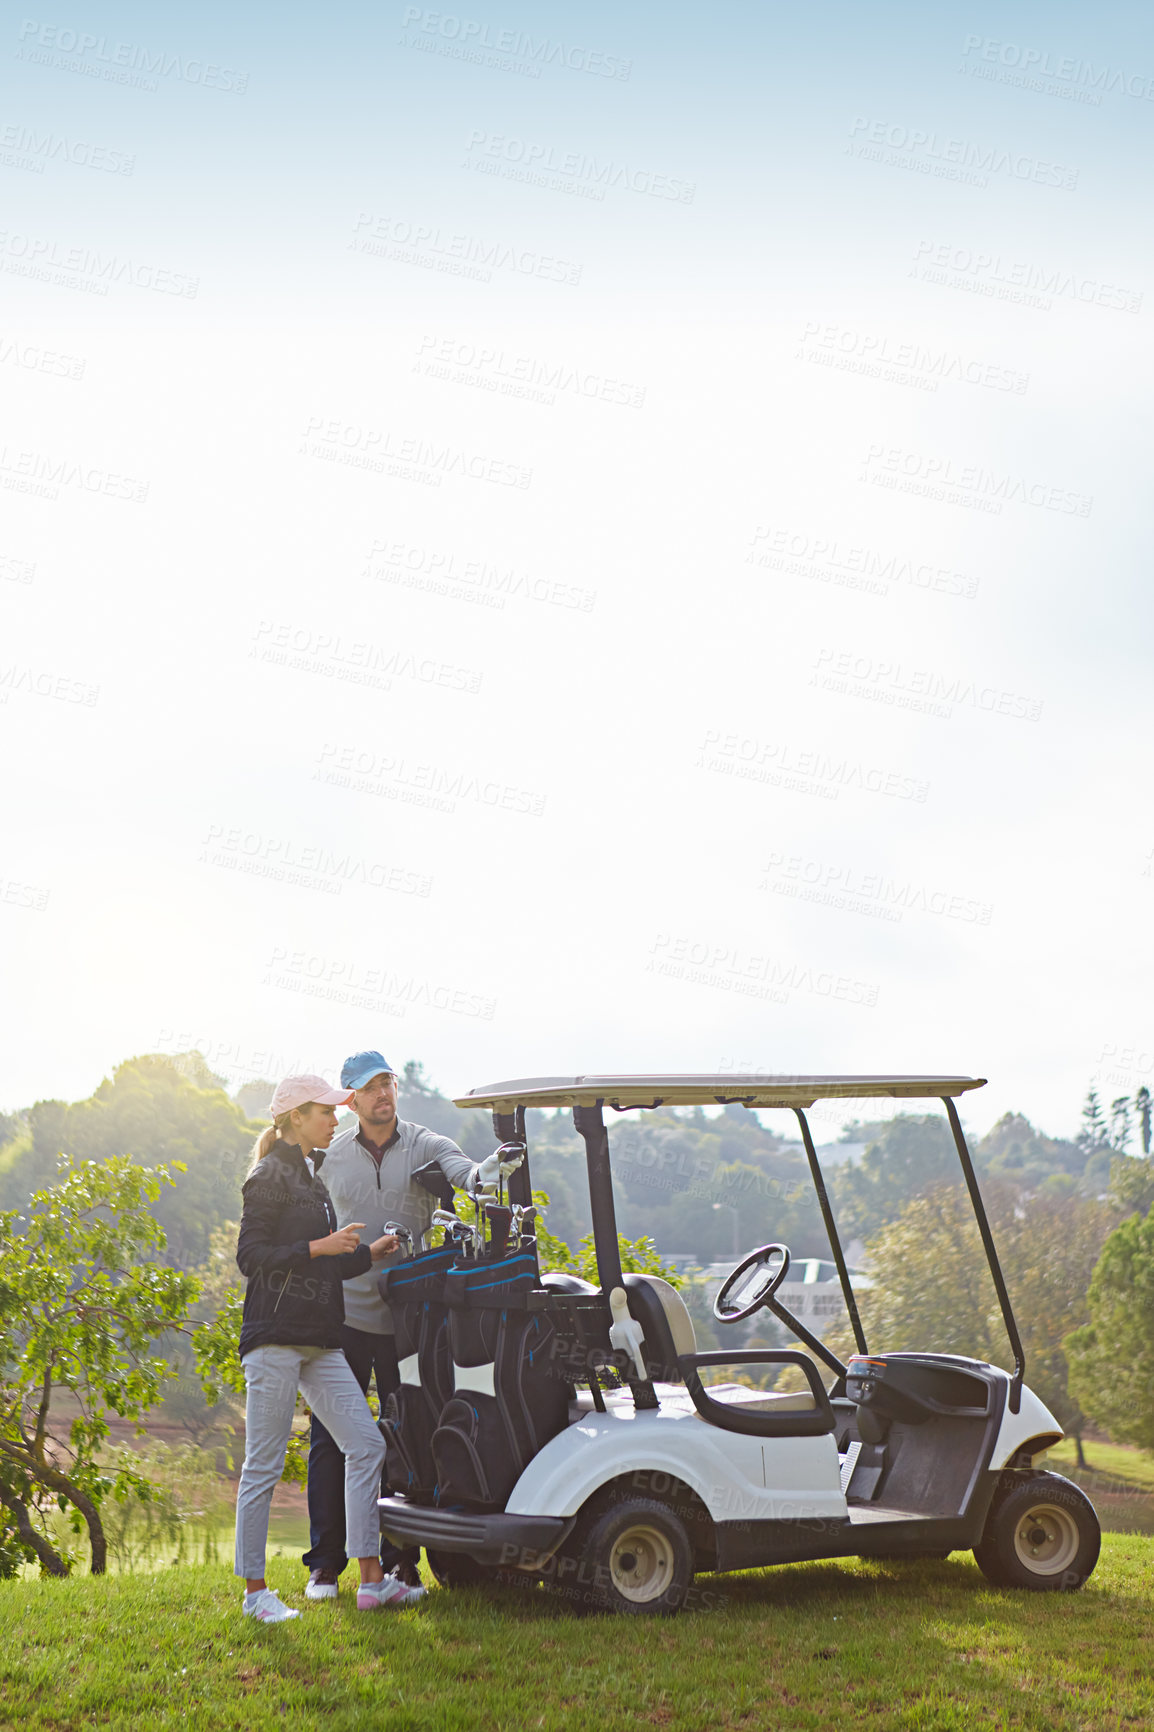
[424,1548,504,1589]
[973,1472,1100,1592]
[548,1496,693,1616]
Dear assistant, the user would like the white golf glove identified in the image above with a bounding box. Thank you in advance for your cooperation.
[467,1144,525,1198]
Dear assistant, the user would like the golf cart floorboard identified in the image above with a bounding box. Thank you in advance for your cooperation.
[848,1504,937,1525]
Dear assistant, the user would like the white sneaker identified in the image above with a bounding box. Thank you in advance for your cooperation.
[242,1588,301,1623]
[305,1569,340,1600]
[356,1573,427,1611]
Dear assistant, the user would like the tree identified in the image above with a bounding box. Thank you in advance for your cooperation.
[155,1223,245,1446]
[825,1182,1114,1465]
[0,1157,197,1576]
[1108,1152,1154,1219]
[831,1113,959,1242]
[1110,1097,1133,1153]
[233,1080,276,1121]
[0,1055,260,1267]
[1077,1088,1110,1153]
[975,1113,1087,1192]
[1136,1086,1152,1157]
[1066,1209,1154,1452]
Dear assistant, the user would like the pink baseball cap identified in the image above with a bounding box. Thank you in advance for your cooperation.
[269,1074,354,1117]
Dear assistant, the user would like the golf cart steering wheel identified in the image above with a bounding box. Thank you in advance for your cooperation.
[713,1243,791,1324]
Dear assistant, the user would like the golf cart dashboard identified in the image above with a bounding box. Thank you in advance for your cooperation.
[846,1353,993,1424]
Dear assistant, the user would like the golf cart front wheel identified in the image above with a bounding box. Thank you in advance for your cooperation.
[973,1473,1100,1591]
[556,1497,693,1616]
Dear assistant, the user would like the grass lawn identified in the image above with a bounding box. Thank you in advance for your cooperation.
[2,1536,1153,1731]
[1045,1437,1154,1492]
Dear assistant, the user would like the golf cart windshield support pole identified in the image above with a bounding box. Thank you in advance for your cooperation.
[572,1102,624,1292]
[943,1095,1024,1414]
[572,1102,659,1412]
[794,1108,868,1358]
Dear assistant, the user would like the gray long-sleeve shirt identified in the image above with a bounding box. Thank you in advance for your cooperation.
[319,1117,476,1334]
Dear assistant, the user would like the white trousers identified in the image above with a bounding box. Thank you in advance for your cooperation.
[234,1344,386,1580]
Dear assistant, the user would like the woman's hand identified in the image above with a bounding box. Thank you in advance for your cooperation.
[369,1232,401,1261]
[309,1223,367,1259]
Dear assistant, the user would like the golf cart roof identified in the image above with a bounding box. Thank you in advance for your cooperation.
[452,1073,987,1112]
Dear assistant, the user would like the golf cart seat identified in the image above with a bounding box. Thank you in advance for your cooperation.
[621,1274,697,1381]
[539,1271,598,1296]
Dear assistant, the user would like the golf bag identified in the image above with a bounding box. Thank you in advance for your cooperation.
[430,1249,572,1511]
[377,1246,457,1502]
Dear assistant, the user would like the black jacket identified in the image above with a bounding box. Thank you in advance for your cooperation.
[236,1141,371,1358]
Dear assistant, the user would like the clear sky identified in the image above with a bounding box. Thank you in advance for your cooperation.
[1,1,1151,1139]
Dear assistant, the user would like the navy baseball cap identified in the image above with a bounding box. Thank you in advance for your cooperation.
[341,1050,396,1090]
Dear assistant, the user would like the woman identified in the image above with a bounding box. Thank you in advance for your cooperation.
[233,1074,425,1622]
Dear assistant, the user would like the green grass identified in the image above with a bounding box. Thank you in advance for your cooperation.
[3,1537,1154,1731]
[1043,1437,1154,1493]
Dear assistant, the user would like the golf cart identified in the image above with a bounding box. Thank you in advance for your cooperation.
[377,1074,1100,1613]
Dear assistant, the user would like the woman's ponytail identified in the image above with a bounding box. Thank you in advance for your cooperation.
[246,1111,294,1177]
[252,1123,280,1162]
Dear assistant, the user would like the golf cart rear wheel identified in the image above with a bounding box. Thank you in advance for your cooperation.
[424,1549,505,1589]
[973,1473,1100,1591]
[559,1497,693,1616]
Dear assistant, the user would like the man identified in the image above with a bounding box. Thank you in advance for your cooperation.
[302,1051,489,1597]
